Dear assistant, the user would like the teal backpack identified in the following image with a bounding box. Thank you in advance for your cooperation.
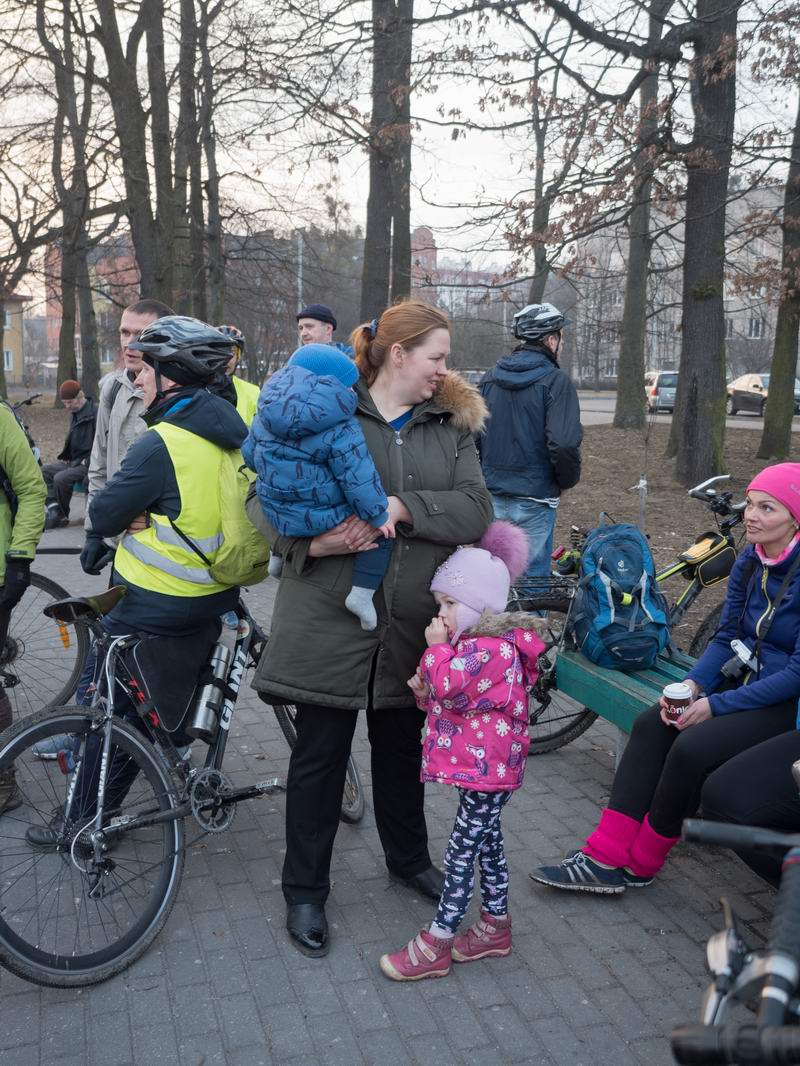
[570,520,671,671]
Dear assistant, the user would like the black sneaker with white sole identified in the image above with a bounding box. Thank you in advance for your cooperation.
[530,850,625,894]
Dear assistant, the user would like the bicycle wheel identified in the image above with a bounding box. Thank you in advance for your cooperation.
[0,707,185,987]
[1,573,90,720]
[688,602,724,658]
[273,703,366,824]
[511,591,598,754]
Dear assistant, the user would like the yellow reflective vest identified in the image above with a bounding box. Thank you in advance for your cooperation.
[232,376,260,427]
[113,422,232,598]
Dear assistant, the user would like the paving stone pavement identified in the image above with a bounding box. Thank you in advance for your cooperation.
[0,518,780,1065]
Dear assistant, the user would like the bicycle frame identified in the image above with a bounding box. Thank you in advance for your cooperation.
[67,602,278,856]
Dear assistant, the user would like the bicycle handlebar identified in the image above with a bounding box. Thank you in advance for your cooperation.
[671,1023,800,1064]
[683,818,800,853]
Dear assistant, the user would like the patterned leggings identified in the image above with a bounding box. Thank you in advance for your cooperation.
[434,788,513,933]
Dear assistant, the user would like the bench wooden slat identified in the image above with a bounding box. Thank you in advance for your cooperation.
[555,647,698,734]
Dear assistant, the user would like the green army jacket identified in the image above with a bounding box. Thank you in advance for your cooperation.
[251,371,493,709]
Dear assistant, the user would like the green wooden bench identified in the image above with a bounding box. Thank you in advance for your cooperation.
[554,647,697,761]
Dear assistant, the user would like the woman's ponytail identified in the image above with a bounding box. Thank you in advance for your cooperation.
[350,301,449,386]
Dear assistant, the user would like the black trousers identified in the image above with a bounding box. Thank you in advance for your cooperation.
[281,700,431,905]
[42,460,86,516]
[610,700,797,839]
[702,730,800,886]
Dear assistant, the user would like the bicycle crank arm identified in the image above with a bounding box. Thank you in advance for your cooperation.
[219,777,286,805]
[104,802,193,837]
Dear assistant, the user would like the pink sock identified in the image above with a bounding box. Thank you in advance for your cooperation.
[627,814,680,878]
[584,808,641,869]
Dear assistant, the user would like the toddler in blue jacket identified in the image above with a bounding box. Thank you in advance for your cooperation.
[242,344,394,630]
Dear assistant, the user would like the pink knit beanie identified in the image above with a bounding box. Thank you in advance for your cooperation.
[747,463,800,525]
[430,521,530,640]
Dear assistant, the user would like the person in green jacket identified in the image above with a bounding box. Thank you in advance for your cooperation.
[0,400,47,813]
[248,299,494,958]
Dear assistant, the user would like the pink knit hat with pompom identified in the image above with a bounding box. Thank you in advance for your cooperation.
[430,521,530,640]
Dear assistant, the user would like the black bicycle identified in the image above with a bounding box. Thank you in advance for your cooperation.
[508,475,745,755]
[2,552,89,720]
[672,794,800,1064]
[0,587,290,987]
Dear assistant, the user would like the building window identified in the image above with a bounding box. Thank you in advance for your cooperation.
[3,350,12,372]
[748,317,764,339]
[2,311,9,329]
[725,319,734,338]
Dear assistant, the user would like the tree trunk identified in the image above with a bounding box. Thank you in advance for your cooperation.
[172,0,197,314]
[757,84,800,460]
[360,0,413,319]
[613,7,665,430]
[0,304,7,399]
[94,0,161,297]
[144,0,174,301]
[199,0,222,321]
[76,242,100,399]
[668,0,737,485]
[57,246,79,397]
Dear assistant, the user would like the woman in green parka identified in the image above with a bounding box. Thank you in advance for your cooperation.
[249,300,494,957]
[0,400,47,813]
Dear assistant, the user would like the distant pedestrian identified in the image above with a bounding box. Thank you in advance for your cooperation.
[379,522,545,981]
[478,302,582,588]
[42,380,97,529]
[297,304,353,355]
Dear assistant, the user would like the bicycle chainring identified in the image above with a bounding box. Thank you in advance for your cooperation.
[189,768,236,833]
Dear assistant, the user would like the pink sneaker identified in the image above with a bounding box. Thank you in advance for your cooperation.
[379,928,453,982]
[452,911,512,963]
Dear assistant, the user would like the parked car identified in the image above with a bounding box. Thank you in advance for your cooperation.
[644,370,678,413]
[726,373,800,416]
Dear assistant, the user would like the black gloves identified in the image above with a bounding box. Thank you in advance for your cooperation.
[0,556,31,611]
[80,534,115,576]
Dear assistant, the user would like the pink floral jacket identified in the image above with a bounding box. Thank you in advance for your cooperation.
[416,612,546,792]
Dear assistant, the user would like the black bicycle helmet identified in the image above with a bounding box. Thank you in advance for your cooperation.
[216,324,246,354]
[512,302,567,343]
[129,315,234,383]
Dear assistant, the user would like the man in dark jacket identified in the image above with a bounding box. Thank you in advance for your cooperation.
[43,380,97,529]
[478,302,583,588]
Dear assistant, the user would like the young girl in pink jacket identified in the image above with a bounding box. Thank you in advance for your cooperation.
[380,522,546,982]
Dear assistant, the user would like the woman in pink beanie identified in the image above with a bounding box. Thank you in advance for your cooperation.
[533,462,800,895]
[379,521,547,982]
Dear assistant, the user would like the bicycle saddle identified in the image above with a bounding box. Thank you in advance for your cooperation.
[43,585,127,624]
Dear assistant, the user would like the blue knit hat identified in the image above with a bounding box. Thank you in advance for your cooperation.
[289,344,358,387]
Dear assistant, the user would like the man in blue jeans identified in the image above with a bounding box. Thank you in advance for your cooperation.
[478,303,583,591]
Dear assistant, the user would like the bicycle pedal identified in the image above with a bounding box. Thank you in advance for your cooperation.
[255,776,285,795]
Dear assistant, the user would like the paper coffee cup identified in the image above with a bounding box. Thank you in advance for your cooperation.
[663,682,693,721]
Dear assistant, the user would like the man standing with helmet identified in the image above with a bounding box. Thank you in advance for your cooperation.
[216,324,260,425]
[478,302,583,587]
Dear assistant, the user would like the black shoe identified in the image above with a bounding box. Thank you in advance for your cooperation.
[286,903,329,957]
[25,814,115,859]
[389,864,445,902]
[44,507,69,530]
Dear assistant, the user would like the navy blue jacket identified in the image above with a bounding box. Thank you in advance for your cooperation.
[89,388,248,633]
[687,541,800,715]
[243,364,389,536]
[477,346,583,499]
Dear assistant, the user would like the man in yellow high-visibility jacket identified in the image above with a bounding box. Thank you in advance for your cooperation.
[217,324,260,426]
[25,316,249,850]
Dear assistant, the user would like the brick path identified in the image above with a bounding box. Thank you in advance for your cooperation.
[0,516,779,1065]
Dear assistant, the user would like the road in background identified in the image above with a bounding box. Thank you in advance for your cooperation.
[578,391,799,431]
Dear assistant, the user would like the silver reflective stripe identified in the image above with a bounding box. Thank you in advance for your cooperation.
[121,534,217,585]
[151,523,223,554]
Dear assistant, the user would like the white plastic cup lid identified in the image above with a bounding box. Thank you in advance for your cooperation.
[663,682,693,701]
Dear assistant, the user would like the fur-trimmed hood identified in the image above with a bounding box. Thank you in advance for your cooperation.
[429,370,488,434]
[462,609,548,640]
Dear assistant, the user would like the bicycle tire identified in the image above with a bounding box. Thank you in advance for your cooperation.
[512,591,598,754]
[0,707,185,987]
[2,573,90,719]
[688,602,725,658]
[272,703,366,824]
